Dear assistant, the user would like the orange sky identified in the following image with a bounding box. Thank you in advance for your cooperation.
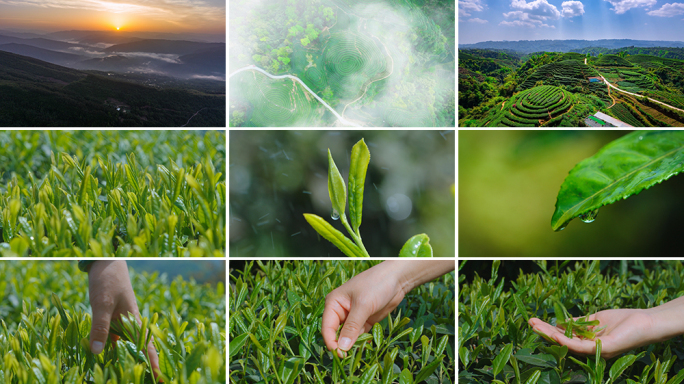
[0,0,225,33]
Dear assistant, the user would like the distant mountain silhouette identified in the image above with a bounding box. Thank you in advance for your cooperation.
[104,39,224,55]
[460,39,684,53]
[0,34,86,52]
[0,51,225,127]
[0,43,85,66]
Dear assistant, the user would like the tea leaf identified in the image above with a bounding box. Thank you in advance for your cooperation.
[493,343,514,378]
[399,234,433,257]
[327,149,347,220]
[348,138,370,233]
[372,323,384,348]
[229,333,249,358]
[303,214,366,257]
[609,354,639,384]
[552,131,684,231]
[415,355,444,383]
[524,370,542,384]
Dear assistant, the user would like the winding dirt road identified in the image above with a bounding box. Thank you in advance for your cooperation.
[599,74,684,113]
[229,66,361,127]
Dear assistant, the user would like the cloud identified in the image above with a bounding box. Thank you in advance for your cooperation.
[191,74,224,81]
[647,2,684,16]
[500,0,561,27]
[0,0,225,23]
[500,10,555,27]
[511,0,561,19]
[468,17,489,23]
[561,1,585,17]
[68,46,105,55]
[459,0,486,16]
[602,0,656,14]
[120,51,181,63]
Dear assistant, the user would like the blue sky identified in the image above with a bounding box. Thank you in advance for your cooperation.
[459,0,684,44]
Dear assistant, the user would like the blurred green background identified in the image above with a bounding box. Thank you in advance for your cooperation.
[459,130,684,257]
[230,130,455,257]
[127,260,225,285]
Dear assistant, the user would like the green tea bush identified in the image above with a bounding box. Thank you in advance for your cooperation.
[459,260,684,384]
[0,131,226,257]
[229,261,455,383]
[0,261,226,384]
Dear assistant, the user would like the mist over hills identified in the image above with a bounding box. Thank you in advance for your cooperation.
[0,29,225,80]
[460,39,684,53]
[0,50,225,127]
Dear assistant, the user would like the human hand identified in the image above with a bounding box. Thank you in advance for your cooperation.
[529,309,659,358]
[321,260,454,358]
[87,261,161,381]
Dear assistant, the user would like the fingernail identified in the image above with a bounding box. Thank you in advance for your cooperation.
[338,337,352,351]
[336,349,347,358]
[92,341,104,354]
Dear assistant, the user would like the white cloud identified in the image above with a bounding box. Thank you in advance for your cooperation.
[459,0,486,16]
[499,0,561,27]
[647,2,684,16]
[0,0,225,22]
[500,10,556,27]
[511,0,561,19]
[602,0,656,14]
[468,17,489,23]
[561,1,585,17]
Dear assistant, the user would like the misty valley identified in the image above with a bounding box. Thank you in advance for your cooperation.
[0,29,225,126]
[229,0,455,127]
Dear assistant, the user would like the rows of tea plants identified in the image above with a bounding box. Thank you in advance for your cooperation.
[518,60,599,90]
[459,260,684,384]
[499,86,573,127]
[595,55,633,67]
[643,90,684,109]
[0,261,225,384]
[0,131,225,257]
[229,260,455,384]
[608,103,644,127]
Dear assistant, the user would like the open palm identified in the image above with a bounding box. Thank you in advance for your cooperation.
[529,309,659,358]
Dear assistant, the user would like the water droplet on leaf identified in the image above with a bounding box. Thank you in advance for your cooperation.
[579,208,599,223]
[331,209,340,220]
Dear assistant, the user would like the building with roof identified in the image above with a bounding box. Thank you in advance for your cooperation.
[584,111,633,127]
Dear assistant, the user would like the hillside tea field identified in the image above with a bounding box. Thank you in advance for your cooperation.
[0,261,225,384]
[459,260,684,384]
[0,131,226,257]
[229,260,455,383]
[459,49,684,127]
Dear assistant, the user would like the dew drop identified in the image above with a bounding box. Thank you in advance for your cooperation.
[579,208,599,223]
[639,136,643,140]
[331,209,340,220]
[558,222,568,231]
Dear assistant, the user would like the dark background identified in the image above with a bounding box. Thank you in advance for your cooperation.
[230,130,455,258]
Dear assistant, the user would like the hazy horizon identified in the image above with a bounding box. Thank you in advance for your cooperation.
[0,0,225,35]
[459,0,684,44]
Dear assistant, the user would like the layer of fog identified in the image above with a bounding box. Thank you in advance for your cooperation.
[230,0,454,126]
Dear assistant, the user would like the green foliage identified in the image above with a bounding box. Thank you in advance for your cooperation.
[230,260,455,384]
[0,261,225,384]
[459,260,684,384]
[304,139,433,257]
[0,131,226,256]
[300,37,310,47]
[551,131,684,231]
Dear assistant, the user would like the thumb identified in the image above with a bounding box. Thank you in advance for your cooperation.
[90,305,114,355]
[337,305,372,353]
